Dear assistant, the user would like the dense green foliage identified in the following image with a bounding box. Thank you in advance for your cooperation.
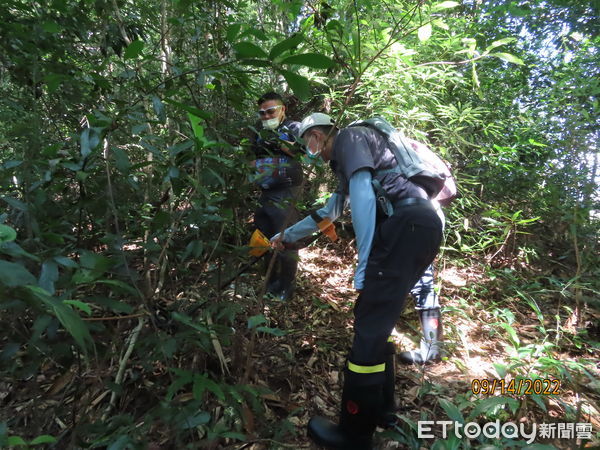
[0,0,598,448]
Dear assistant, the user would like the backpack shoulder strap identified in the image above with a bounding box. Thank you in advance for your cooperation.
[350,117,426,179]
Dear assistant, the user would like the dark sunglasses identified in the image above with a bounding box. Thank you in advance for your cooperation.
[257,105,282,116]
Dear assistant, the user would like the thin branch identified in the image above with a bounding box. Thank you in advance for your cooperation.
[111,0,132,46]
[411,54,488,68]
[129,61,235,109]
[338,3,423,109]
[102,317,145,420]
[103,136,146,301]
[83,313,148,322]
[353,0,362,71]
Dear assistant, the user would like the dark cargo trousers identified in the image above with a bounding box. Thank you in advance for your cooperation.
[346,204,443,385]
[254,186,300,290]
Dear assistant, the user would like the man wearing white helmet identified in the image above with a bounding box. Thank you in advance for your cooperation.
[272,112,443,449]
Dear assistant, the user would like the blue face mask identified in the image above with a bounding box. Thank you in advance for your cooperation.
[304,135,321,159]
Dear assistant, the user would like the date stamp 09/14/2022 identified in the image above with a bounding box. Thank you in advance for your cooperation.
[471,378,561,396]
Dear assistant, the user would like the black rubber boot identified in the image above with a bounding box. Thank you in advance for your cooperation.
[379,341,397,427]
[398,308,442,365]
[264,257,281,296]
[266,279,281,296]
[273,250,297,301]
[307,381,382,449]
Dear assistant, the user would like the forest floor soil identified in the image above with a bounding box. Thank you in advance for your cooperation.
[241,242,600,449]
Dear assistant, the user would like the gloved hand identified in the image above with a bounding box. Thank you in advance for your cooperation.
[270,233,285,251]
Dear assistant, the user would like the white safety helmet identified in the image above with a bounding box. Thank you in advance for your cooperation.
[298,113,336,138]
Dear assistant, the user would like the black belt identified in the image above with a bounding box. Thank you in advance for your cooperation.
[392,197,432,210]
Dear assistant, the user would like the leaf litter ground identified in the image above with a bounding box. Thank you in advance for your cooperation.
[2,240,598,449]
[236,241,600,449]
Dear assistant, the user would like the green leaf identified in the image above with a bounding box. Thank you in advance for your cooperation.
[7,436,27,446]
[468,396,520,420]
[351,30,360,61]
[92,297,133,314]
[279,69,310,100]
[418,23,432,42]
[493,363,507,378]
[1,196,28,211]
[472,63,482,98]
[112,147,131,173]
[107,435,131,450]
[178,411,210,430]
[241,27,268,41]
[491,52,524,65]
[181,240,204,262]
[39,260,59,294]
[152,96,166,123]
[61,161,84,171]
[226,23,242,42]
[95,279,141,298]
[124,39,145,59]
[433,19,450,30]
[164,99,212,120]
[432,1,460,11]
[72,269,97,284]
[0,224,17,243]
[206,168,225,187]
[167,369,193,400]
[485,37,516,52]
[324,19,343,34]
[29,434,57,445]
[35,287,93,354]
[191,373,225,401]
[499,322,520,346]
[188,113,204,141]
[172,312,209,334]
[131,123,149,135]
[280,53,334,69]
[438,398,464,422]
[80,127,101,158]
[238,59,271,67]
[192,373,207,399]
[32,315,53,341]
[0,260,36,287]
[248,314,267,329]
[1,159,23,169]
[529,393,548,412]
[219,431,246,440]
[233,42,267,58]
[508,4,529,16]
[203,377,225,400]
[256,326,287,336]
[528,138,547,147]
[63,300,92,316]
[80,251,112,272]
[0,242,40,262]
[44,73,67,94]
[41,232,64,245]
[269,33,304,60]
[42,22,61,33]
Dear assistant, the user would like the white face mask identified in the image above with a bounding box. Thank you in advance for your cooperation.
[261,117,281,130]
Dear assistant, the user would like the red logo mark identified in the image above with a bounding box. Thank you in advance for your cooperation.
[346,400,359,415]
